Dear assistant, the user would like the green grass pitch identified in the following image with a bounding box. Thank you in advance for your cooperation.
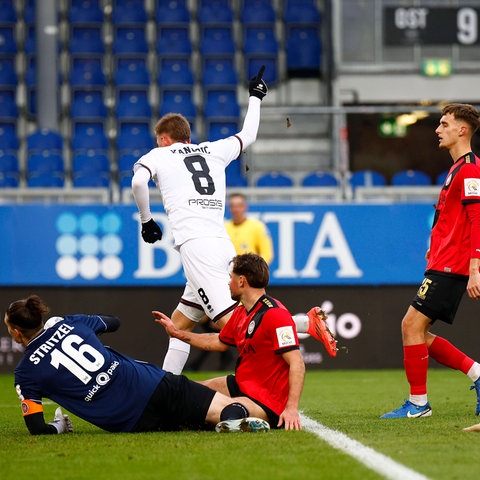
[1,369,479,480]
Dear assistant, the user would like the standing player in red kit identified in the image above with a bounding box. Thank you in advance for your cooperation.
[154,253,305,431]
[382,103,480,419]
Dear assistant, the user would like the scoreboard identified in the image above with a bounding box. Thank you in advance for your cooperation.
[384,6,480,45]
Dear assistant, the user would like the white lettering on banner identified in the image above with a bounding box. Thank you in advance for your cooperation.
[301,212,362,278]
[262,211,362,279]
[262,212,314,277]
[321,301,362,339]
[133,213,182,279]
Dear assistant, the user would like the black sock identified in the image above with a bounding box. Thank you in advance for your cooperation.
[220,402,249,421]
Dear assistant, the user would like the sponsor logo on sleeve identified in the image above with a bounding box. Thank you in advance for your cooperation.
[464,178,480,197]
[276,326,296,348]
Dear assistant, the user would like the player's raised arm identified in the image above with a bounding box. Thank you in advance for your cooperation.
[236,66,268,150]
[132,166,163,244]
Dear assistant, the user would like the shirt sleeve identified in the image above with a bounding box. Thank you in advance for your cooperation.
[263,309,300,354]
[132,164,153,223]
[219,310,239,347]
[460,163,480,205]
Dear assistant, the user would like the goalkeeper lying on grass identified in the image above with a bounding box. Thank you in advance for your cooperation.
[4,295,269,435]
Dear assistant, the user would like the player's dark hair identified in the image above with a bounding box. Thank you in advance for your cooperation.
[231,253,269,288]
[6,295,49,332]
[154,113,191,143]
[441,103,480,133]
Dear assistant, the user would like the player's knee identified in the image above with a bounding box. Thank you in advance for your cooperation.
[220,402,249,421]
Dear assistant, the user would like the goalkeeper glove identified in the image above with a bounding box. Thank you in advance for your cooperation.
[49,407,73,434]
[141,218,163,243]
[248,65,268,100]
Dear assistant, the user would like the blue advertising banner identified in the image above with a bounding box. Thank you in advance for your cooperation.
[0,203,434,286]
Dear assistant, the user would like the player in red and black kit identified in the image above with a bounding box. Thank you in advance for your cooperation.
[154,253,305,431]
[382,103,480,419]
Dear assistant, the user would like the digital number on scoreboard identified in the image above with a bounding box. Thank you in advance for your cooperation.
[384,6,480,45]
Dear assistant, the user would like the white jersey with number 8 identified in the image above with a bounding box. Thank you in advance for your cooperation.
[134,137,241,247]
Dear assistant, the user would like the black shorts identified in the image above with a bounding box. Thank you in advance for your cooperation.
[132,372,216,432]
[226,374,280,429]
[411,271,468,324]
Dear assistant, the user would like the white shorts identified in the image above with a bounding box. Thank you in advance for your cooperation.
[177,237,238,323]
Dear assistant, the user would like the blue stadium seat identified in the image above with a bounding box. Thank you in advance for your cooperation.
[159,90,196,120]
[207,121,238,141]
[0,89,17,120]
[0,26,16,55]
[200,27,235,58]
[118,150,144,188]
[71,91,107,120]
[116,123,153,154]
[0,151,19,185]
[202,60,237,89]
[241,0,275,25]
[68,26,104,55]
[158,61,194,90]
[198,0,233,26]
[72,151,110,187]
[243,27,278,84]
[0,123,19,151]
[26,129,63,154]
[349,170,387,188]
[256,172,294,187]
[204,90,239,121]
[73,173,110,187]
[391,169,432,186]
[302,171,339,187]
[0,1,17,23]
[155,0,190,25]
[68,0,104,24]
[284,0,322,26]
[27,174,65,188]
[286,27,322,77]
[69,60,106,90]
[156,26,192,58]
[116,90,152,121]
[0,171,18,187]
[27,151,64,178]
[71,123,109,153]
[0,57,17,88]
[436,170,449,185]
[112,27,148,56]
[111,0,147,24]
[225,161,247,187]
[114,58,150,87]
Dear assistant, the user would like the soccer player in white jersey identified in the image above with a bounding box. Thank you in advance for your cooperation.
[132,67,336,374]
[132,67,268,374]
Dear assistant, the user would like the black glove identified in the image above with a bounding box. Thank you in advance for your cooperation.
[141,218,162,243]
[248,65,268,100]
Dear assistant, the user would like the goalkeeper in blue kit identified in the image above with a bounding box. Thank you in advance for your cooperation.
[4,295,269,434]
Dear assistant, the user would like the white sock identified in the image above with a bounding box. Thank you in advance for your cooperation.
[293,314,309,334]
[467,362,480,382]
[409,394,428,406]
[162,337,191,374]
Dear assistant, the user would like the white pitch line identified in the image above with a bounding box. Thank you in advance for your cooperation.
[300,414,430,480]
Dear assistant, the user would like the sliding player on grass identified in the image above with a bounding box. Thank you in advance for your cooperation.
[155,253,306,431]
[5,295,269,434]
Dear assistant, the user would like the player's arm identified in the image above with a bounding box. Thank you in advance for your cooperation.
[235,66,268,151]
[132,165,163,243]
[153,311,230,352]
[21,401,72,435]
[278,349,305,431]
[98,315,121,334]
[466,202,480,299]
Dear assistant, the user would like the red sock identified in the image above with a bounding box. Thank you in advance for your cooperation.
[404,344,429,395]
[428,336,474,374]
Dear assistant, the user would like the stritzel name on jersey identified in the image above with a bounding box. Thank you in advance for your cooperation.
[28,324,75,364]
